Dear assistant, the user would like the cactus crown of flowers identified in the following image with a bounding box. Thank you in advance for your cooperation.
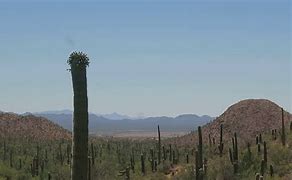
[67,51,90,67]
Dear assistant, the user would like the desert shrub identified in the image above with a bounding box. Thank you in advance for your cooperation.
[207,157,235,180]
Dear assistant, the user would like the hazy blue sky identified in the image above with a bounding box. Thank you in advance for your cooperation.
[0,0,291,117]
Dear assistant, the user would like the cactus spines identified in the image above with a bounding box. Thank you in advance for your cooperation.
[158,125,161,164]
[281,108,286,146]
[219,124,224,157]
[68,51,90,180]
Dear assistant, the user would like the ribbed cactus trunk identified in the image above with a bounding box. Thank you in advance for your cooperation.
[69,52,89,180]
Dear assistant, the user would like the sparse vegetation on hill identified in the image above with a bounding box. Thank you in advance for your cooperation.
[0,112,71,140]
[176,99,292,147]
[0,99,291,179]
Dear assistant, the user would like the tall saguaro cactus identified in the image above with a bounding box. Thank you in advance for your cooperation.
[68,51,90,180]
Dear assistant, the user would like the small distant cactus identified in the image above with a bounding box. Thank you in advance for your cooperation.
[208,134,212,147]
[281,108,286,146]
[195,151,200,180]
[9,150,13,168]
[157,125,161,164]
[148,148,155,172]
[263,141,267,166]
[259,134,262,144]
[162,146,166,161]
[196,126,204,179]
[118,166,130,180]
[229,133,239,174]
[219,124,224,157]
[88,157,91,180]
[257,143,261,154]
[255,173,260,180]
[90,143,94,166]
[260,159,265,176]
[169,144,172,162]
[141,153,145,175]
[270,164,274,177]
[198,126,203,169]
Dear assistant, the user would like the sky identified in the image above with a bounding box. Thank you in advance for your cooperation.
[0,0,291,117]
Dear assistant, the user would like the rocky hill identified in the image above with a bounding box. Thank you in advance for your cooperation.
[175,99,291,146]
[0,112,71,140]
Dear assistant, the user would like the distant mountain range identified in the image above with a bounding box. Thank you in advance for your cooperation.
[34,110,143,120]
[31,111,213,135]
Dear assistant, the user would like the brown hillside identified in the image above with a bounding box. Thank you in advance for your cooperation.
[175,99,291,146]
[0,112,71,140]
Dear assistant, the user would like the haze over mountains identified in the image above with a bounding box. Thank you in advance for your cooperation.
[31,111,213,134]
[34,110,143,120]
[1,99,290,139]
